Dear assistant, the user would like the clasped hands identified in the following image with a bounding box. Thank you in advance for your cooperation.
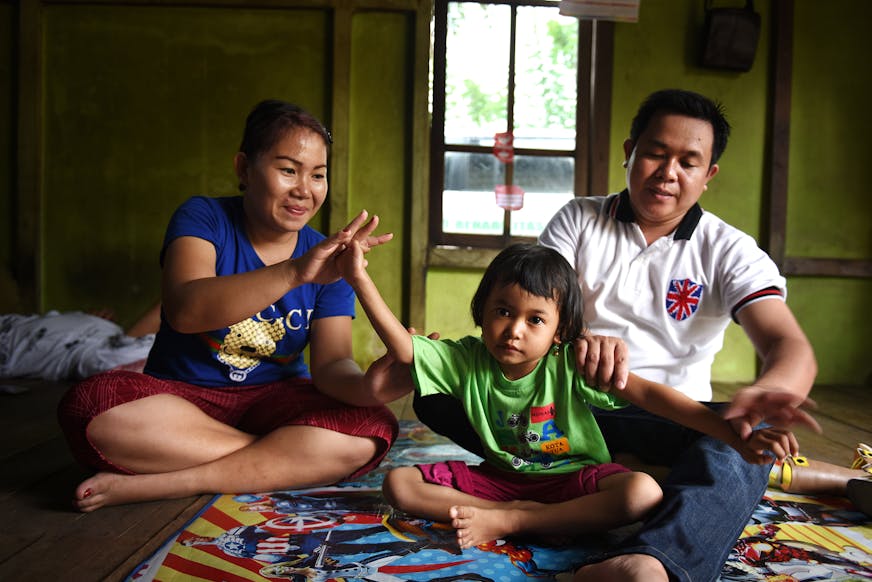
[294,210,391,286]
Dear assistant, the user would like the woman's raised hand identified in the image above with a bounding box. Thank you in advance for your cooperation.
[291,210,393,286]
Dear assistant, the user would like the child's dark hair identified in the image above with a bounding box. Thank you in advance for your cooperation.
[239,100,333,162]
[630,88,731,165]
[471,243,584,343]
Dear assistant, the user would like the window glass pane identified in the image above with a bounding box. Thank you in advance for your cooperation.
[444,2,511,145]
[443,191,505,235]
[513,7,577,151]
[443,151,505,235]
[509,154,574,237]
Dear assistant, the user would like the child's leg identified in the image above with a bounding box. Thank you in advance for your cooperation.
[451,471,662,549]
[382,466,523,522]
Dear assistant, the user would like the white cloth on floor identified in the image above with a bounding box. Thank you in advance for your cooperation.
[0,311,154,381]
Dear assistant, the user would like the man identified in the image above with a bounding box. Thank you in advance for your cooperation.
[414,89,818,582]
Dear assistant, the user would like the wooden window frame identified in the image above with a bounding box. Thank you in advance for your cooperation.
[427,0,613,254]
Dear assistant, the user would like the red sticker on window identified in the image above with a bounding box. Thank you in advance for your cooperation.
[493,131,514,163]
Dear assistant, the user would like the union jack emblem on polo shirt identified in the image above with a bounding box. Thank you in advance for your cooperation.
[666,278,704,321]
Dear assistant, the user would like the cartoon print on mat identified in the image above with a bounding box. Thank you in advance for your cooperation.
[750,495,869,528]
[722,521,872,580]
[181,522,444,564]
[259,548,476,582]
[476,539,566,577]
[235,491,378,517]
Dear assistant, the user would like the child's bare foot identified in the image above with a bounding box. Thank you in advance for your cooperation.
[450,505,522,549]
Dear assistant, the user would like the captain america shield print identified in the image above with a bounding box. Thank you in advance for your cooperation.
[666,278,704,321]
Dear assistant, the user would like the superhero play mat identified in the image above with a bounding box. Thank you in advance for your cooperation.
[126,421,872,582]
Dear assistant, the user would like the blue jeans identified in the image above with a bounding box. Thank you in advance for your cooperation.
[591,404,771,582]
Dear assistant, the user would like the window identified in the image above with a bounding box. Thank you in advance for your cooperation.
[429,0,607,249]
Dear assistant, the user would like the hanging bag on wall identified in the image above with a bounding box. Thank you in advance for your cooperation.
[701,0,761,72]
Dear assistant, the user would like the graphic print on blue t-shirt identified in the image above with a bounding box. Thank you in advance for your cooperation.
[666,278,705,321]
[206,304,318,383]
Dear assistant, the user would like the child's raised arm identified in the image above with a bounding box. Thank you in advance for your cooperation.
[335,215,414,366]
[620,375,801,464]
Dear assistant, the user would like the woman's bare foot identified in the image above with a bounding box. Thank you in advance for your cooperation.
[75,472,126,512]
[450,505,523,549]
[74,472,172,512]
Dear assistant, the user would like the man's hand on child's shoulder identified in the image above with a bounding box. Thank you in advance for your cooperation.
[572,334,629,391]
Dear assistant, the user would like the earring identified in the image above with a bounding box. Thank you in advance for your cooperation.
[552,343,561,357]
[621,160,628,168]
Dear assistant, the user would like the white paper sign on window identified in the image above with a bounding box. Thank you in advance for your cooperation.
[495,184,524,211]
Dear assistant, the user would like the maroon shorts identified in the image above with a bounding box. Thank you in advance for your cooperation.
[418,460,630,503]
[57,370,398,479]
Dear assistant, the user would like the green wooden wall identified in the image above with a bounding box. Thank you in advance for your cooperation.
[347,11,415,368]
[785,1,872,385]
[426,0,872,386]
[40,5,334,319]
[3,0,870,385]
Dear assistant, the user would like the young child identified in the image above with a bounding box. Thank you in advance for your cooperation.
[337,233,798,549]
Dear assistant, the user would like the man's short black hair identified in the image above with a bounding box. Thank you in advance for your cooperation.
[630,89,731,165]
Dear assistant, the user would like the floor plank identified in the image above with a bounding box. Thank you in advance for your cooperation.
[0,379,71,458]
[0,459,208,581]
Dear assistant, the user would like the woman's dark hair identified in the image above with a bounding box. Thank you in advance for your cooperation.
[238,100,332,161]
[470,243,584,343]
[629,89,731,165]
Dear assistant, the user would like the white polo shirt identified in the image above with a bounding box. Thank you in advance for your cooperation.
[539,190,786,401]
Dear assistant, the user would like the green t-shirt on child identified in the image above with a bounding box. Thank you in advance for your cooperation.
[410,335,627,475]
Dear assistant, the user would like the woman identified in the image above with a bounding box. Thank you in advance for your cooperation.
[58,100,398,511]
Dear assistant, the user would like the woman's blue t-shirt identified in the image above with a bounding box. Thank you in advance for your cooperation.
[144,195,355,387]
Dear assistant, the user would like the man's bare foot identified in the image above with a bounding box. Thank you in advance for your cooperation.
[573,553,667,582]
[450,505,522,549]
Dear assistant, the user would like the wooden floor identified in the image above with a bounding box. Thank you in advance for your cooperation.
[0,378,868,581]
